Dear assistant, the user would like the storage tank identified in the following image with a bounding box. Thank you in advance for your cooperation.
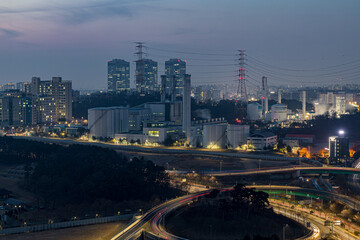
[270,104,287,122]
[247,103,263,120]
[203,124,227,149]
[227,125,250,149]
[88,107,128,138]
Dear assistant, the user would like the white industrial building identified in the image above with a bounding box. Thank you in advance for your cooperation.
[270,104,287,122]
[88,107,129,138]
[203,124,227,149]
[247,131,277,150]
[227,124,250,149]
[247,103,263,120]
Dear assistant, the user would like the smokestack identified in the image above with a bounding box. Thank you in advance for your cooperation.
[278,89,282,104]
[302,90,306,120]
[161,75,166,103]
[262,76,268,113]
[171,75,176,102]
[183,74,191,143]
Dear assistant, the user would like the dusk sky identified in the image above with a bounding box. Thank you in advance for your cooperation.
[0,0,359,90]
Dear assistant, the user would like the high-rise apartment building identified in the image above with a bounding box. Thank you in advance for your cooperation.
[135,59,158,94]
[107,59,130,92]
[335,95,346,116]
[0,93,32,127]
[31,77,72,124]
[165,59,186,97]
[329,135,349,163]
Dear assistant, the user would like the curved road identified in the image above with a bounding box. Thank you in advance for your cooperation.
[111,186,360,240]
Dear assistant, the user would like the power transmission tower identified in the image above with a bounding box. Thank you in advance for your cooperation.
[237,50,247,100]
[135,42,146,94]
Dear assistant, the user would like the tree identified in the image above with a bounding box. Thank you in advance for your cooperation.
[287,145,292,153]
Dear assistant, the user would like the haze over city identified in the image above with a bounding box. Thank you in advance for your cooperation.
[0,1,360,240]
[1,0,359,89]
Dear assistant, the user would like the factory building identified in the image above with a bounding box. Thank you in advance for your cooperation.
[227,124,250,149]
[88,107,129,138]
[247,131,277,150]
[128,107,152,131]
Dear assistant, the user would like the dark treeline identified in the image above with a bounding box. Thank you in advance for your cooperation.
[73,92,161,119]
[282,112,360,142]
[0,137,178,207]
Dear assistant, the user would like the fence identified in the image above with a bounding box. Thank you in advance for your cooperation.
[0,214,133,236]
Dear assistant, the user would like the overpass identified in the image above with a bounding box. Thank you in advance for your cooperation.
[205,166,360,177]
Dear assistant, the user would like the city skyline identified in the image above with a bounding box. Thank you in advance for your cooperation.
[0,0,359,90]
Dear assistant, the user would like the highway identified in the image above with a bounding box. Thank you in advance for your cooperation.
[110,186,360,240]
[205,166,360,176]
[272,201,360,240]
[110,191,210,240]
[13,136,317,163]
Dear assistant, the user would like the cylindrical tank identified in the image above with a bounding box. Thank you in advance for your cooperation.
[247,103,263,120]
[203,124,227,149]
[227,125,250,149]
[88,107,128,138]
[270,104,287,122]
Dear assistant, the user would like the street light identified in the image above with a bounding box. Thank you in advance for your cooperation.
[338,130,345,135]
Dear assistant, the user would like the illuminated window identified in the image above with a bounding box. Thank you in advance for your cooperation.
[148,131,160,137]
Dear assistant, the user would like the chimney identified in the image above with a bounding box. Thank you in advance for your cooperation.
[278,89,282,104]
[262,76,268,113]
[161,75,166,103]
[302,90,306,120]
[183,74,191,143]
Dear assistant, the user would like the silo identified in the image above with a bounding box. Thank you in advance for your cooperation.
[270,104,287,122]
[227,125,250,149]
[247,103,263,120]
[203,124,227,149]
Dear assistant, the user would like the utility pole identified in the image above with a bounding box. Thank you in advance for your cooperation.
[237,50,247,100]
[219,160,223,172]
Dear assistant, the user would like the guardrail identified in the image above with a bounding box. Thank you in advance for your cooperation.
[0,214,133,236]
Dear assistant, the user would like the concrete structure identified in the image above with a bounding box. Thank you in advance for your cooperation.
[143,125,183,144]
[262,76,268,114]
[107,59,130,92]
[31,77,72,123]
[302,90,306,120]
[270,104,287,122]
[183,74,191,142]
[247,131,277,150]
[203,124,227,149]
[128,107,151,131]
[227,124,250,149]
[278,89,282,104]
[247,102,263,120]
[88,107,129,138]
